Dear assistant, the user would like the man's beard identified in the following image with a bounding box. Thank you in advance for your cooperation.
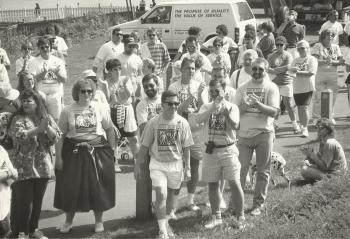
[146,89,157,98]
[252,72,262,79]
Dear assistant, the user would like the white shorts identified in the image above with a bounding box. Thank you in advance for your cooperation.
[202,145,241,182]
[278,84,293,97]
[149,158,183,189]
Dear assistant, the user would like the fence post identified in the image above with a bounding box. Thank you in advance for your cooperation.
[136,155,152,220]
[321,89,333,119]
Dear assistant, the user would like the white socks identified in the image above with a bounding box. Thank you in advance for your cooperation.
[158,219,167,232]
[187,193,195,205]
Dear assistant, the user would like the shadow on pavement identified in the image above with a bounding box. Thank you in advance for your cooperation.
[40,209,64,220]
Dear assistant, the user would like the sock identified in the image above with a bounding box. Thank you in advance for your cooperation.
[158,219,167,232]
[187,193,195,205]
[214,211,222,219]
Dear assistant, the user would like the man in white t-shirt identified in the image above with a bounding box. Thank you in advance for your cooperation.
[203,24,237,54]
[235,58,280,216]
[136,73,162,135]
[319,10,343,45]
[135,90,193,239]
[173,26,201,62]
[230,49,258,89]
[15,41,34,76]
[93,28,124,76]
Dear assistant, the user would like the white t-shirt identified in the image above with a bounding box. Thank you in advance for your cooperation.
[180,52,212,83]
[235,77,280,138]
[198,100,239,145]
[0,64,9,86]
[116,53,143,78]
[58,101,113,139]
[319,21,344,45]
[177,39,201,54]
[28,55,66,96]
[136,96,162,125]
[207,52,231,71]
[15,56,34,75]
[0,145,14,220]
[0,48,10,67]
[203,36,237,53]
[93,41,124,70]
[290,56,318,93]
[168,79,201,112]
[54,36,68,54]
[141,113,193,163]
[229,68,251,89]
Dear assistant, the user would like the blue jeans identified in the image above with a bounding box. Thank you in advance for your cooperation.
[238,132,274,208]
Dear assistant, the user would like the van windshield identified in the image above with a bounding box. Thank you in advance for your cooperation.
[232,2,254,21]
[143,6,172,24]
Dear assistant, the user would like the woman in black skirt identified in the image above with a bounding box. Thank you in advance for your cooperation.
[54,78,116,233]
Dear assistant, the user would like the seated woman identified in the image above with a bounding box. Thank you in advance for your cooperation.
[300,118,348,181]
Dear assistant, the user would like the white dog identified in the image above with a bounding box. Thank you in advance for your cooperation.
[247,151,291,190]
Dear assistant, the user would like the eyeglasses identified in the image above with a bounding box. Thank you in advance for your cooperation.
[128,44,138,48]
[276,44,284,47]
[164,101,179,107]
[252,67,265,72]
[148,34,156,37]
[40,45,50,50]
[80,89,93,94]
[213,44,222,47]
[316,125,326,130]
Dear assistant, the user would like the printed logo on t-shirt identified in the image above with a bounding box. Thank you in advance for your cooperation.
[208,113,226,137]
[245,87,266,114]
[178,89,198,111]
[147,104,162,120]
[157,123,179,152]
[295,59,308,71]
[74,108,97,133]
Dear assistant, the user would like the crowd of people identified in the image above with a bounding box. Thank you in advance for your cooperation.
[0,9,348,239]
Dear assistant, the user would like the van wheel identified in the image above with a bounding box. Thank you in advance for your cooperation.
[121,153,130,160]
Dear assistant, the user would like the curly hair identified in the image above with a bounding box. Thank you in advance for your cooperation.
[216,24,228,36]
[17,71,38,92]
[72,78,96,102]
[316,118,335,138]
[319,29,336,43]
[16,89,48,118]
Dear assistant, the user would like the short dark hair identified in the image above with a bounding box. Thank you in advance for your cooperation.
[188,26,201,35]
[17,71,38,92]
[181,57,195,69]
[45,24,60,35]
[216,24,228,36]
[213,38,223,46]
[209,78,226,88]
[72,78,96,102]
[316,118,335,138]
[261,21,274,33]
[105,58,121,71]
[244,32,256,41]
[21,40,33,50]
[142,73,159,85]
[161,90,178,103]
[186,36,198,45]
[17,89,47,118]
[112,28,122,35]
[37,37,51,48]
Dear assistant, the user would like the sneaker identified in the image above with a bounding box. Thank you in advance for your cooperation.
[115,164,122,173]
[293,123,301,134]
[250,207,262,216]
[231,216,246,230]
[18,232,28,239]
[29,230,48,239]
[94,222,104,233]
[301,126,309,138]
[59,222,73,233]
[157,230,169,239]
[331,118,337,125]
[204,216,223,229]
[187,204,200,211]
[205,201,211,207]
[169,210,177,220]
[166,222,175,238]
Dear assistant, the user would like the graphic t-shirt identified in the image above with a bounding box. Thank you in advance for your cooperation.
[267,50,293,85]
[290,55,318,93]
[136,96,162,125]
[58,102,113,139]
[141,113,193,163]
[198,101,239,145]
[28,55,66,96]
[168,80,200,114]
[235,77,280,138]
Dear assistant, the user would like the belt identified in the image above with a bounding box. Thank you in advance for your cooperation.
[205,142,235,148]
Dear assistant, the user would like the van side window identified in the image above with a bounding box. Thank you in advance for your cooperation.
[143,6,172,24]
[232,2,254,21]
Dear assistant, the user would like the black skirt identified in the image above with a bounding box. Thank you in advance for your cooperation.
[54,136,115,212]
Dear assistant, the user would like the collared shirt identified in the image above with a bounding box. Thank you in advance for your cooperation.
[282,22,305,48]
[140,42,171,75]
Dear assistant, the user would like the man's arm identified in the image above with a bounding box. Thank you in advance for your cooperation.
[195,103,215,124]
[222,104,239,130]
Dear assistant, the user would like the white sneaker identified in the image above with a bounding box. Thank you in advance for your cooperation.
[331,118,337,125]
[204,216,223,229]
[220,199,227,209]
[169,210,177,220]
[301,126,309,138]
[59,222,73,233]
[293,122,301,134]
[187,203,200,211]
[95,222,104,233]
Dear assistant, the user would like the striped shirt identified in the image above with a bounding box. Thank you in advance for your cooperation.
[147,42,171,75]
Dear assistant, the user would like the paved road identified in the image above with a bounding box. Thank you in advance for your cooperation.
[25,34,349,238]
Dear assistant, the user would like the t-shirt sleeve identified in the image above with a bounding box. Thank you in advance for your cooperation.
[93,44,107,67]
[58,106,69,135]
[319,140,345,170]
[100,104,113,130]
[228,103,239,126]
[309,57,318,74]
[229,70,238,88]
[181,120,194,148]
[136,100,148,125]
[203,37,215,48]
[311,43,321,57]
[141,119,155,148]
[267,83,280,108]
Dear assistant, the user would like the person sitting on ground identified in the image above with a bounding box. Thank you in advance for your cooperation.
[300,118,347,182]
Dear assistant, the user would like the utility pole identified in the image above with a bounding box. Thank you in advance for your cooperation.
[125,0,129,13]
[129,0,134,19]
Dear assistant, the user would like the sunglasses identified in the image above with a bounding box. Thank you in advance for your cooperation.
[276,43,284,47]
[114,33,123,36]
[80,89,93,94]
[148,34,156,37]
[128,44,138,48]
[40,45,50,50]
[165,101,179,107]
[252,67,265,72]
[22,47,33,51]
[213,44,222,47]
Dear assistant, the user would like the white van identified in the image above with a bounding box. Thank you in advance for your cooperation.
[112,0,256,52]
